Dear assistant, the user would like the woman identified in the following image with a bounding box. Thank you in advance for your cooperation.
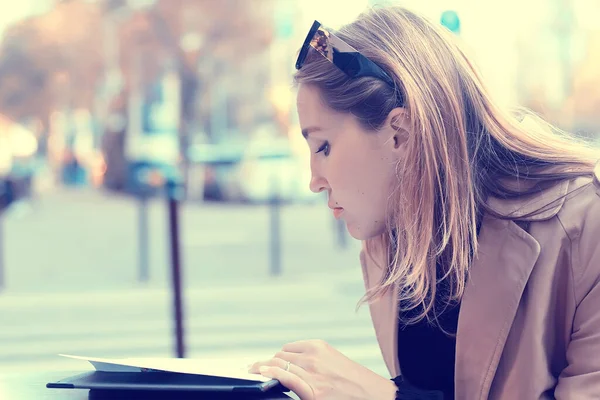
[249,5,600,399]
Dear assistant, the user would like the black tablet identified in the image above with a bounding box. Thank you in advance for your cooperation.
[47,370,288,394]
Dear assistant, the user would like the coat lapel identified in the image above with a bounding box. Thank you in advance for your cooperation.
[360,179,572,390]
[455,216,541,399]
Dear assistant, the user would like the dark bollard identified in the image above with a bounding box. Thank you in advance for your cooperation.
[269,181,282,277]
[0,180,12,291]
[138,194,150,282]
[0,213,4,291]
[166,177,185,358]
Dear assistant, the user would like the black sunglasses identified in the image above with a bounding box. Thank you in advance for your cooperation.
[295,20,396,89]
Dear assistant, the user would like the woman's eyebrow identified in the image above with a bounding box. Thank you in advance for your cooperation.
[301,126,322,139]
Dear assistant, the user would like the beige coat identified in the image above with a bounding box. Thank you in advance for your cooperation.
[360,164,600,399]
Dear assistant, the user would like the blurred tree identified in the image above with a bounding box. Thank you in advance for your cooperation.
[119,0,276,135]
[0,21,54,122]
[0,0,104,127]
[101,0,277,189]
[0,0,275,119]
[0,0,279,189]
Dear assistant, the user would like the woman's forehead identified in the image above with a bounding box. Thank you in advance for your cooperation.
[296,84,323,111]
[297,85,345,131]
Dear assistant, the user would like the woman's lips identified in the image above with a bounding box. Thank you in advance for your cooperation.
[332,208,344,219]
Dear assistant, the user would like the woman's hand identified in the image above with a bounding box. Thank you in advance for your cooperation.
[248,339,397,400]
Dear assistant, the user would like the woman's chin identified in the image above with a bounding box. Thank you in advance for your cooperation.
[346,222,385,241]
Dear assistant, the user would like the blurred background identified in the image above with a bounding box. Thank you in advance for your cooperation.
[0,0,598,379]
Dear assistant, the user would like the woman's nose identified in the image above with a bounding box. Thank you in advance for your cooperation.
[309,175,329,194]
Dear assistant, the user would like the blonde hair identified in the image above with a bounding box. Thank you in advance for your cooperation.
[294,6,599,324]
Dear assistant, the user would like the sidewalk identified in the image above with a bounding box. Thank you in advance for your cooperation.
[1,186,362,294]
[0,268,386,377]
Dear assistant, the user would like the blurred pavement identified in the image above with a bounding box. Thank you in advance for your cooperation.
[0,276,387,377]
[2,187,361,294]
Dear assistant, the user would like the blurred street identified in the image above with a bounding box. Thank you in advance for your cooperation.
[0,187,387,376]
[2,187,359,293]
[0,275,387,377]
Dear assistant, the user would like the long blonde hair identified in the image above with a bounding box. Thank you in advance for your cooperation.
[294,6,599,323]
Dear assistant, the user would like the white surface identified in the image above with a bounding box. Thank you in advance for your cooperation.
[59,354,271,382]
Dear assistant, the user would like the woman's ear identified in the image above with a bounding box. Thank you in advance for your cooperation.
[386,107,410,150]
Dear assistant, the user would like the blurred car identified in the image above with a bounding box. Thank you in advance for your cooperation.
[187,135,316,204]
[187,141,246,201]
[237,136,315,204]
[123,69,182,197]
[0,120,39,210]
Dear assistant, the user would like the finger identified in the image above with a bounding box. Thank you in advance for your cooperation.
[249,357,312,383]
[259,366,314,400]
[274,351,315,373]
[271,357,312,382]
[251,358,311,380]
[281,340,312,353]
[247,359,273,373]
[273,351,303,365]
[282,339,327,354]
[248,357,303,374]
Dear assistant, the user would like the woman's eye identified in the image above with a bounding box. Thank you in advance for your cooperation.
[315,141,330,156]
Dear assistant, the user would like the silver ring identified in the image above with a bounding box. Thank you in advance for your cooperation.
[284,361,291,372]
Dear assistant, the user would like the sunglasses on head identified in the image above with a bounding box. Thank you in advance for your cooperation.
[295,20,397,91]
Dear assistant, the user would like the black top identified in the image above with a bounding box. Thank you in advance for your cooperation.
[396,295,460,399]
[393,214,482,399]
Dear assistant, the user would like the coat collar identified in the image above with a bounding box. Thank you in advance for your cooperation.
[487,158,600,219]
[486,179,569,221]
[361,214,543,396]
